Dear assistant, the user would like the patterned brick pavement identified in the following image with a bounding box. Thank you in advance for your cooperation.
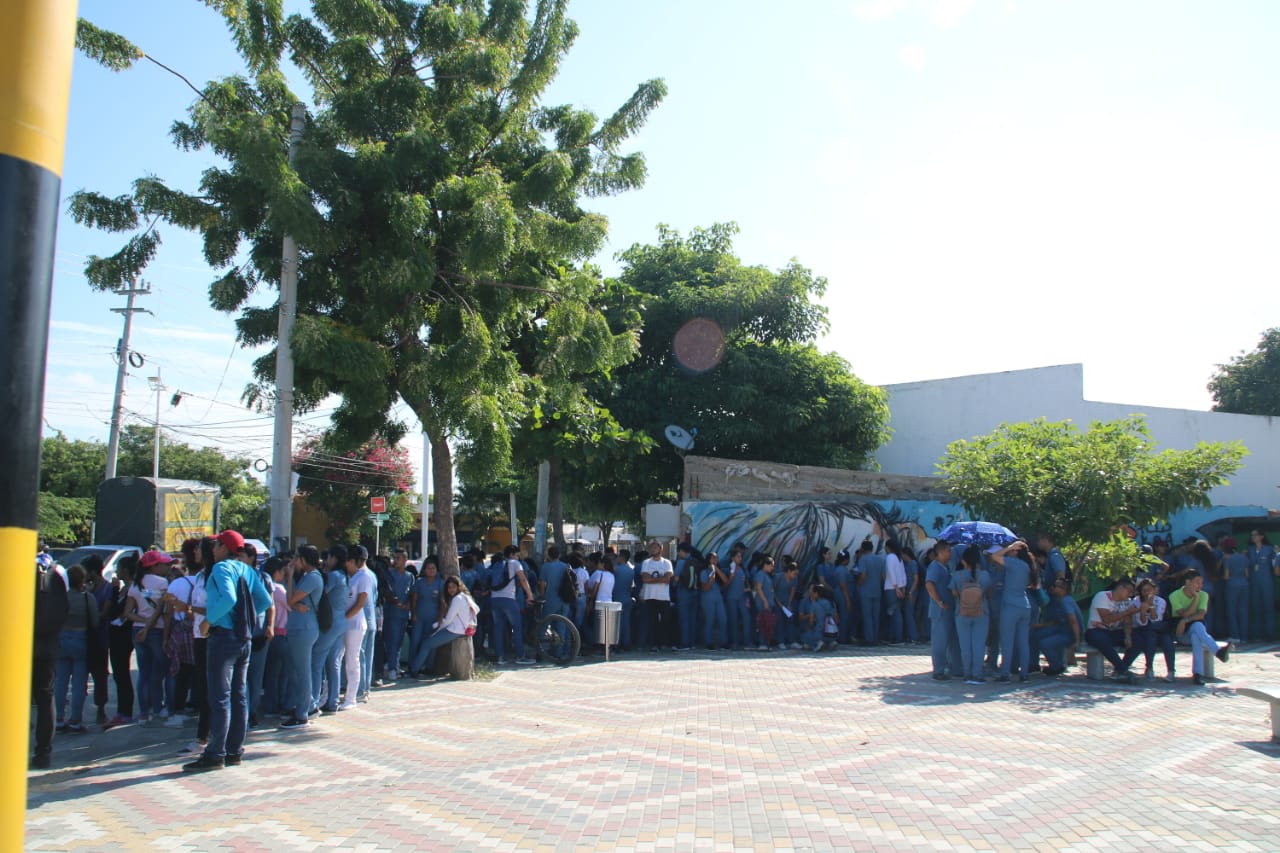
[26,645,1280,852]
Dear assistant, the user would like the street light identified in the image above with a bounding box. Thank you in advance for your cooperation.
[147,370,164,478]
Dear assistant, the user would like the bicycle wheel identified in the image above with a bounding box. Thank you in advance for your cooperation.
[535,614,580,665]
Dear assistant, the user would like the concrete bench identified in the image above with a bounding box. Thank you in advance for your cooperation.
[1078,643,1215,681]
[1235,686,1280,743]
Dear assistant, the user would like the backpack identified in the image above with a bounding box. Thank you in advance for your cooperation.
[316,573,333,632]
[558,566,579,603]
[34,567,69,638]
[490,560,514,591]
[230,571,257,643]
[252,568,273,639]
[957,575,985,618]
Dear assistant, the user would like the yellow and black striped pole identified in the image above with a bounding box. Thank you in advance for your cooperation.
[0,0,78,846]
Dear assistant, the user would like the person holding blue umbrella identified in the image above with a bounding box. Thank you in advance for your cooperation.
[988,540,1037,683]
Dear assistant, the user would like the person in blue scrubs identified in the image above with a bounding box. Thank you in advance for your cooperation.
[699,552,727,649]
[948,545,990,684]
[800,584,835,651]
[674,543,700,651]
[983,552,1004,675]
[1029,577,1080,676]
[722,549,749,650]
[382,550,414,680]
[855,541,884,645]
[1037,534,1069,590]
[613,550,637,651]
[409,560,445,674]
[310,553,348,713]
[989,540,1036,683]
[1220,536,1249,644]
[924,542,960,680]
[831,550,856,645]
[280,546,323,727]
[1247,530,1276,642]
[774,558,800,649]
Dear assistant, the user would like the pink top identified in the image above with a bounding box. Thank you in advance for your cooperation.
[272,582,289,634]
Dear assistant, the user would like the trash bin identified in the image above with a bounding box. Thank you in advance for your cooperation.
[595,601,622,647]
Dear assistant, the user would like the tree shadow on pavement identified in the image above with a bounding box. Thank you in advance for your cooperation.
[851,669,1227,713]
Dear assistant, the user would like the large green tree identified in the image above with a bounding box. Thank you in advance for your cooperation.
[585,223,891,508]
[71,1,665,572]
[1208,327,1280,416]
[936,416,1247,575]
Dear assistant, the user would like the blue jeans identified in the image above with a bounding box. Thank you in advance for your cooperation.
[1225,581,1249,641]
[54,630,89,722]
[1030,625,1072,670]
[491,598,524,660]
[929,611,961,676]
[676,587,699,648]
[1084,626,1140,675]
[1133,623,1175,674]
[262,634,291,714]
[286,626,318,718]
[310,628,344,710]
[359,627,376,696]
[700,592,726,647]
[955,614,988,680]
[861,595,881,643]
[999,606,1031,677]
[1250,572,1276,641]
[133,628,166,716]
[204,629,251,761]
[384,609,410,675]
[412,628,464,672]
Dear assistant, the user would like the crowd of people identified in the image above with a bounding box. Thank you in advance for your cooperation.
[30,526,1275,769]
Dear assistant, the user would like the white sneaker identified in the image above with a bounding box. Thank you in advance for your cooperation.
[164,715,186,728]
[178,740,206,754]
[336,702,357,711]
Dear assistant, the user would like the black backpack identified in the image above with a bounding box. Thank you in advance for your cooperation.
[558,566,579,603]
[316,573,334,632]
[231,571,257,643]
[490,560,514,591]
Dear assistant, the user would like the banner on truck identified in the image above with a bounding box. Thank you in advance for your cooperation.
[163,492,217,551]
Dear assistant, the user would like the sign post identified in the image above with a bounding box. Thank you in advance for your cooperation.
[368,511,388,557]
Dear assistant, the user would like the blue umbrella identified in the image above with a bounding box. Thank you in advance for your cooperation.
[936,521,1018,547]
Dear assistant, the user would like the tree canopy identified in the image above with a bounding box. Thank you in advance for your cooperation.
[1208,327,1280,416]
[936,415,1247,549]
[584,223,891,507]
[71,1,665,570]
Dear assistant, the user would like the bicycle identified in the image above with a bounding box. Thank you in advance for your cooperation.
[525,598,580,665]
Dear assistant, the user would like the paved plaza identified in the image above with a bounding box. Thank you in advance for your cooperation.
[26,645,1280,852]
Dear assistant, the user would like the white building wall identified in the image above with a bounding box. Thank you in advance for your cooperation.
[876,363,1279,508]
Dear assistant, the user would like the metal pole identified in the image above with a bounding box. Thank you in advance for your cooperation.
[422,430,431,558]
[533,459,550,560]
[268,103,307,554]
[0,1,77,845]
[148,368,163,478]
[105,280,150,480]
[509,492,518,551]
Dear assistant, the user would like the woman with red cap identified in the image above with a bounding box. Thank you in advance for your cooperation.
[121,549,172,721]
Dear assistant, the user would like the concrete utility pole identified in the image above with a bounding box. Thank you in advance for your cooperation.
[533,460,550,560]
[268,103,307,554]
[0,2,78,846]
[105,279,151,481]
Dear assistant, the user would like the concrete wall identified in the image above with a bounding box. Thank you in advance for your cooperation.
[876,363,1279,508]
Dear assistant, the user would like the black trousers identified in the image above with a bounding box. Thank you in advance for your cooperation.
[108,624,135,718]
[644,600,673,648]
[194,637,210,740]
[31,655,55,759]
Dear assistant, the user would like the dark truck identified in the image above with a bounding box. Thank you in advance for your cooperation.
[94,477,221,555]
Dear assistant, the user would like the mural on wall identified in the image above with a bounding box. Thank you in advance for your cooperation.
[688,499,962,569]
[688,500,1276,568]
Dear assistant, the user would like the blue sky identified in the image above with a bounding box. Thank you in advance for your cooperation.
[48,0,1280,492]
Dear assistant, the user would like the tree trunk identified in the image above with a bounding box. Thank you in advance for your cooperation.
[430,433,459,576]
[599,522,611,551]
[549,454,566,552]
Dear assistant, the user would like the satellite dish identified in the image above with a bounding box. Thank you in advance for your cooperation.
[664,424,696,453]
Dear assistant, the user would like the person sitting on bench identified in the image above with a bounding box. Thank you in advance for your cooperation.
[1168,571,1230,686]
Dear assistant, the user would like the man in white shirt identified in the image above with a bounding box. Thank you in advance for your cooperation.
[638,541,674,652]
[491,545,537,665]
[340,548,375,709]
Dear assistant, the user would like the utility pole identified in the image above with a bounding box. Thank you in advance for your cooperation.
[105,279,151,480]
[533,460,550,560]
[269,103,307,555]
[0,2,78,846]
[147,368,164,478]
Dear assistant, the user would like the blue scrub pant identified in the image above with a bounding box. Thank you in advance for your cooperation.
[903,590,919,643]
[309,628,343,710]
[985,598,1003,670]
[724,590,748,648]
[955,613,988,681]
[701,593,726,647]
[998,606,1031,677]
[839,591,859,643]
[929,611,961,676]
[861,595,882,643]
[1225,581,1249,642]
[676,588,699,648]
[1030,625,1072,670]
[618,599,634,648]
[286,626,318,718]
[383,609,410,675]
[359,627,376,696]
[1250,572,1275,641]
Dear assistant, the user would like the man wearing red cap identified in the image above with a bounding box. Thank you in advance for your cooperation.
[184,530,272,772]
